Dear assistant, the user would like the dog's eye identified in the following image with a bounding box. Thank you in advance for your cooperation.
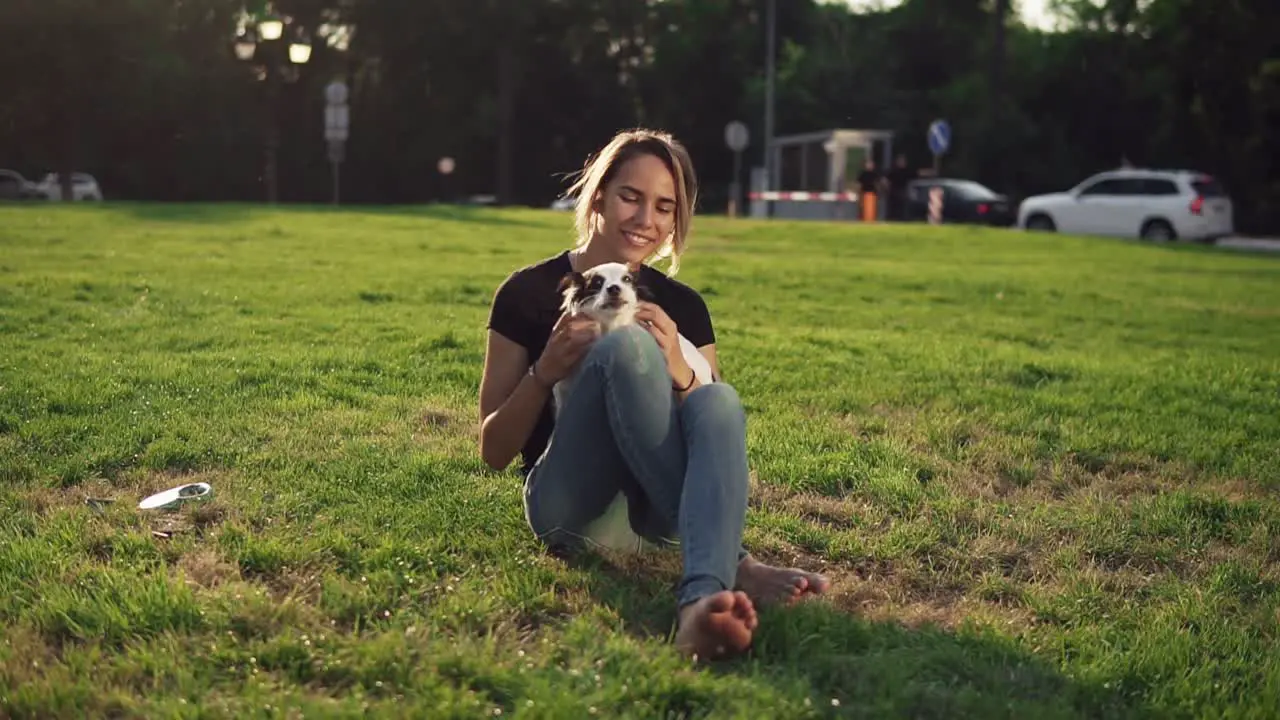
[622,274,632,284]
[587,276,603,289]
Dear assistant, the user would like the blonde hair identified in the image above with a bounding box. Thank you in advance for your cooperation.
[563,128,698,276]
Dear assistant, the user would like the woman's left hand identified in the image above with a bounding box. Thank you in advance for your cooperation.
[635,302,693,388]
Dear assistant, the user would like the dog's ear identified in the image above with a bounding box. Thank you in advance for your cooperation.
[626,260,647,294]
[557,271,585,295]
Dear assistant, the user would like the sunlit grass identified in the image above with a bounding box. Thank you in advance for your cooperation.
[2,202,1278,717]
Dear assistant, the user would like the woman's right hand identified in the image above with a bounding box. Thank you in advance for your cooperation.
[533,312,600,385]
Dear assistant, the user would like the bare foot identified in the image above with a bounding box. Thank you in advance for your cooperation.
[674,590,757,661]
[735,555,831,606]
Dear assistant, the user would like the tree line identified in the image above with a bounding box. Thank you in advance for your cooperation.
[1,0,1275,233]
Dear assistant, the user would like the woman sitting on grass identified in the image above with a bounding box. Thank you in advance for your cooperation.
[478,128,829,661]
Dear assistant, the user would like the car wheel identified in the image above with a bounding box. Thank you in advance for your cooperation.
[1140,219,1176,242]
[1025,213,1056,232]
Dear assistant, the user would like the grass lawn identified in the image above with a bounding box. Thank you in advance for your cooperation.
[2,202,1279,718]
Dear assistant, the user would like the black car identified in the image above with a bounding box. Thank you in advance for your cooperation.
[904,178,1014,226]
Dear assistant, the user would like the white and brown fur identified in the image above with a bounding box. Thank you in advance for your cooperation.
[552,261,714,416]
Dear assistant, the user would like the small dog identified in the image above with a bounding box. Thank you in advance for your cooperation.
[552,261,714,415]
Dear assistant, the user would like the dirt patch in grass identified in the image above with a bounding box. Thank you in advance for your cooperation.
[15,471,231,540]
[419,405,474,431]
[530,535,1030,641]
[838,560,1045,632]
[967,533,1040,583]
[188,500,229,533]
[18,477,130,517]
[0,625,63,689]
[1188,476,1275,504]
[748,474,872,531]
[1192,541,1280,592]
[271,565,331,603]
[229,555,331,606]
[747,472,790,507]
[399,404,476,448]
[749,538,1040,632]
[745,478,1046,632]
[506,601,581,638]
[938,453,1177,505]
[178,549,242,589]
[131,470,232,538]
[741,516,1001,631]
[746,469,1279,636]
[213,579,328,641]
[421,407,458,429]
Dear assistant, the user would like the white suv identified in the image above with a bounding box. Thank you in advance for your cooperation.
[35,172,104,201]
[1017,169,1233,243]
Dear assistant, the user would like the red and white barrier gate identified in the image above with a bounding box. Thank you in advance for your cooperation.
[748,191,859,202]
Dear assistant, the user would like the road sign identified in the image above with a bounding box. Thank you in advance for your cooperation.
[324,81,350,142]
[724,121,750,217]
[724,121,749,152]
[324,81,349,105]
[324,81,350,205]
[928,119,951,156]
[324,106,349,141]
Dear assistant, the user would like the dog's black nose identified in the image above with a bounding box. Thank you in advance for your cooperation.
[606,285,621,297]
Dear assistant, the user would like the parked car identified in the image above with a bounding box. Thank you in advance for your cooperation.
[0,169,46,200]
[34,172,104,201]
[1017,168,1232,243]
[904,178,1015,226]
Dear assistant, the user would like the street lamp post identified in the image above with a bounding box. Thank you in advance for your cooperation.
[763,0,776,193]
[234,7,312,204]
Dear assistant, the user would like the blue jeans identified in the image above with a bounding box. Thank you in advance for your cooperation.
[524,324,750,609]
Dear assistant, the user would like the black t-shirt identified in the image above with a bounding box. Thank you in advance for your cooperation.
[887,166,915,199]
[857,169,881,193]
[486,250,716,476]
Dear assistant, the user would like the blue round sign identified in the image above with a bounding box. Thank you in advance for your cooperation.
[928,119,951,156]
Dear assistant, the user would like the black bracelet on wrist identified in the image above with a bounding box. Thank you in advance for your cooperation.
[673,369,696,393]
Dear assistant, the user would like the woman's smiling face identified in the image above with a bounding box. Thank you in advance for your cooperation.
[592,152,678,266]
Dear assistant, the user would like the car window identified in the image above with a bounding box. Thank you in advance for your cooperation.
[1080,178,1143,196]
[1140,178,1179,195]
[1191,176,1226,197]
[946,180,999,200]
[1079,179,1119,196]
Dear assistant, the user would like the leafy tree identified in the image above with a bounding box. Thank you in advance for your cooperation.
[0,0,1273,232]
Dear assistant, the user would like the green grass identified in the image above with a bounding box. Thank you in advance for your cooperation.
[2,201,1279,718]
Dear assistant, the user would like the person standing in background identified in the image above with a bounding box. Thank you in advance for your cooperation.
[885,154,916,222]
[856,159,882,222]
